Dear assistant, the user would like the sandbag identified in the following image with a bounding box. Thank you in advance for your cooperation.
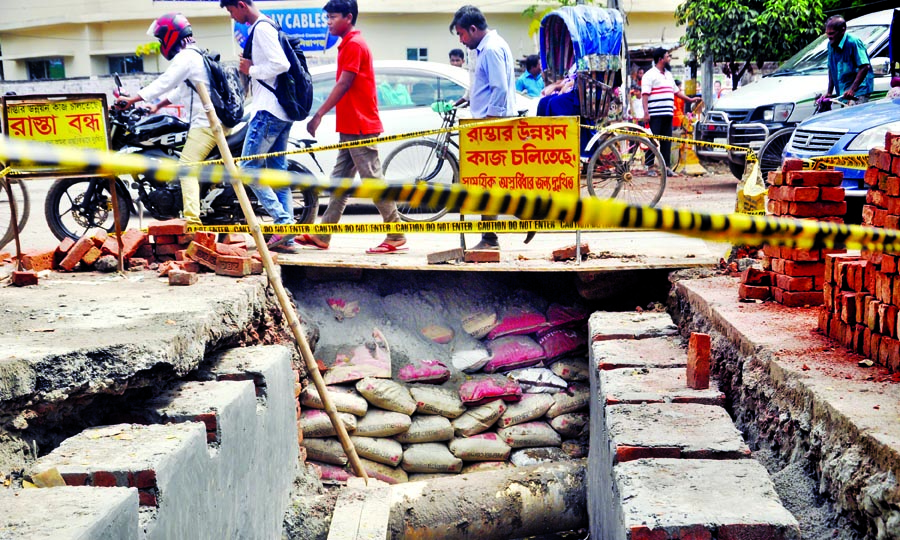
[394,415,454,443]
[356,377,417,415]
[303,438,347,466]
[350,436,404,467]
[398,360,451,384]
[324,328,392,384]
[359,457,408,484]
[498,394,554,428]
[537,328,585,360]
[562,439,588,458]
[510,446,565,467]
[546,383,590,418]
[483,336,546,373]
[497,421,562,448]
[449,433,511,461]
[300,410,357,438]
[300,385,368,416]
[550,412,589,437]
[486,306,547,339]
[458,378,522,406]
[451,400,506,437]
[461,461,517,474]
[461,310,498,339]
[549,358,590,382]
[451,348,491,373]
[401,443,463,473]
[507,367,568,393]
[308,461,355,483]
[354,410,412,437]
[410,386,465,418]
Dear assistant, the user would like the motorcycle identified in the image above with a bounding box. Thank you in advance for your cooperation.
[44,75,322,241]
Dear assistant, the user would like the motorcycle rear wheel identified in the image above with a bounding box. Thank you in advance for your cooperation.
[45,177,130,241]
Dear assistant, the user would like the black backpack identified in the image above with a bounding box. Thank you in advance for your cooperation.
[185,48,245,128]
[244,19,314,122]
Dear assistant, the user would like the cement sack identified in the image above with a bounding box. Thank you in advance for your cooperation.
[507,367,568,393]
[497,421,561,448]
[300,410,357,438]
[354,410,412,437]
[303,438,347,466]
[451,347,491,373]
[350,436,404,467]
[562,439,588,458]
[549,358,590,382]
[398,360,451,384]
[550,412,589,437]
[356,377,417,415]
[510,446,565,467]
[498,394,554,428]
[408,472,459,482]
[546,383,590,418]
[359,457,408,484]
[449,433,511,461]
[486,306,547,339]
[301,385,368,416]
[409,386,465,418]
[461,461,516,474]
[540,303,590,334]
[401,443,463,473]
[394,415,454,443]
[483,335,546,373]
[461,310,499,339]
[308,461,355,484]
[458,377,522,406]
[451,400,506,437]
[537,328,586,361]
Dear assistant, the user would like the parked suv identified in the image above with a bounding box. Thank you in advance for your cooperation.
[696,9,895,179]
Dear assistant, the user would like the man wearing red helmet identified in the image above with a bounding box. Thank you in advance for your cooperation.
[119,13,220,227]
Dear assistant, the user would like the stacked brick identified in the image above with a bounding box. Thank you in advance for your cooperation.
[737,161,847,306]
[818,132,900,373]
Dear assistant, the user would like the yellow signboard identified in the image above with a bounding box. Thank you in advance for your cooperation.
[4,97,108,151]
[459,116,580,214]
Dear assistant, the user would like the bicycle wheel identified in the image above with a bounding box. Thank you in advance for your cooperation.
[0,178,30,250]
[585,134,666,207]
[759,127,795,185]
[383,139,459,222]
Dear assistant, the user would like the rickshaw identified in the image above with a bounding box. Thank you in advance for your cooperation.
[540,5,667,206]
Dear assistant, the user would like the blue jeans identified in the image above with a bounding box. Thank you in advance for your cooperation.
[241,110,293,224]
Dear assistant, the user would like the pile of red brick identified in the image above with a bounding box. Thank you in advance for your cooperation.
[817,132,900,372]
[10,219,269,287]
[738,160,847,306]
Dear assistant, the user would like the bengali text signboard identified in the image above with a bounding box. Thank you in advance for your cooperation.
[459,116,580,214]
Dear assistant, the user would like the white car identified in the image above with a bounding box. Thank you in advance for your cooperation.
[288,60,538,184]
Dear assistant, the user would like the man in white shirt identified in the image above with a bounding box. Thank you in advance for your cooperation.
[221,0,299,253]
[119,13,218,226]
[641,48,699,176]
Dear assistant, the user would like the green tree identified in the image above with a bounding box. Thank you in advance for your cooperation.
[675,0,825,90]
[522,0,596,38]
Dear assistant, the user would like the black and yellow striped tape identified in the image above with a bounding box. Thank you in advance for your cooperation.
[805,154,869,170]
[186,220,594,235]
[2,136,898,253]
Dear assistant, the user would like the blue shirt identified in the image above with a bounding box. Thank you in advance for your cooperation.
[516,71,544,98]
[827,33,874,98]
[470,30,517,118]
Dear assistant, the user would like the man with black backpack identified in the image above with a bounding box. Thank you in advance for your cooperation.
[118,13,224,227]
[220,0,300,253]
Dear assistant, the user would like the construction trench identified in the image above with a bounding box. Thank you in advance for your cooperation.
[1,260,899,540]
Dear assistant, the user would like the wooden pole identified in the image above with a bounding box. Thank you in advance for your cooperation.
[108,177,125,273]
[192,82,369,482]
[1,174,24,271]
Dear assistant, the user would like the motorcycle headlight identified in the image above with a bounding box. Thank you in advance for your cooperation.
[773,103,794,123]
[847,121,900,151]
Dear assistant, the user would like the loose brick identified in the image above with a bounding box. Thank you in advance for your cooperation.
[870,147,890,170]
[776,274,814,292]
[157,260,180,277]
[59,236,95,271]
[762,245,781,258]
[101,229,148,259]
[127,258,149,270]
[779,247,820,262]
[215,243,249,258]
[185,241,218,270]
[782,260,824,278]
[820,187,845,202]
[789,186,820,202]
[134,243,155,261]
[552,242,590,261]
[787,201,847,218]
[769,171,784,186]
[782,158,804,172]
[153,234,177,245]
[220,233,245,244]
[883,255,897,274]
[55,237,75,257]
[739,284,771,301]
[887,131,900,156]
[771,257,785,274]
[823,282,835,310]
[81,246,102,266]
[155,243,182,256]
[168,270,198,286]
[687,333,710,390]
[741,267,770,286]
[179,260,201,273]
[11,271,38,287]
[840,292,857,323]
[90,230,108,248]
[465,250,501,263]
[786,170,843,187]
[20,249,56,272]
[147,218,187,236]
[886,305,899,338]
[194,231,217,250]
[874,208,888,227]
[215,255,251,277]
[862,204,876,225]
[864,168,881,187]
[780,290,823,307]
[176,234,195,245]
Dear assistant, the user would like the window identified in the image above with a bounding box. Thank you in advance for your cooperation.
[109,55,143,75]
[406,48,428,62]
[27,58,65,80]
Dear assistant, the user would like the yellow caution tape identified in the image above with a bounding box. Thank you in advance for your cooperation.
[805,154,869,170]
[186,220,603,235]
[3,136,899,253]
[593,126,758,161]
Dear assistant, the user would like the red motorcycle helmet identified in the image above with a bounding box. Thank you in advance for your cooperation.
[148,13,192,61]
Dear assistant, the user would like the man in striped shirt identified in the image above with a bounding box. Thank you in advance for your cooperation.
[641,48,699,176]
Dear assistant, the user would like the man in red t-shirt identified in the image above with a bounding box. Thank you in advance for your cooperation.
[300,0,407,254]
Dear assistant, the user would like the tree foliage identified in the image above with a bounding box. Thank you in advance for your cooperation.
[522,0,596,38]
[675,0,825,89]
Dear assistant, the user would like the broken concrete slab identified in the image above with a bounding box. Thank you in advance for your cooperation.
[588,311,677,341]
[0,486,138,539]
[599,368,725,406]
[328,480,391,540]
[611,458,800,539]
[590,336,687,371]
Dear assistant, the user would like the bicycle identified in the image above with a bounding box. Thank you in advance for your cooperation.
[0,176,30,251]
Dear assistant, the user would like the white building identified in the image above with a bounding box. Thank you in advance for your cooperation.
[0,0,683,82]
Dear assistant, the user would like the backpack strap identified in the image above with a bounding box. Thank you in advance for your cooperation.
[243,18,282,97]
